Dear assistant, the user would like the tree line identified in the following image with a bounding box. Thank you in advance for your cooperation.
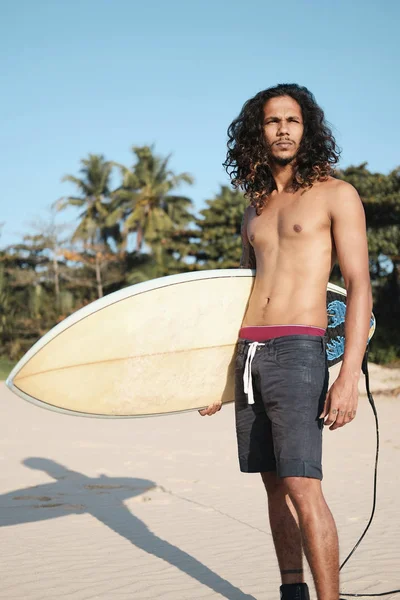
[0,146,399,364]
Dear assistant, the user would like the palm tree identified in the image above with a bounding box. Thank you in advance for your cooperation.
[108,145,194,252]
[55,154,115,246]
[191,186,248,269]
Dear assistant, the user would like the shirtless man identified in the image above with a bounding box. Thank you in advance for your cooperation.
[199,84,372,600]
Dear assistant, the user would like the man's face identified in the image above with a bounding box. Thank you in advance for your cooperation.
[263,95,304,166]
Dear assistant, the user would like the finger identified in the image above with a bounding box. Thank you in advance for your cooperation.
[331,406,359,429]
[330,409,346,430]
[344,410,354,424]
[198,407,213,416]
[343,409,357,424]
[199,404,221,416]
[324,407,338,426]
[330,420,344,430]
[320,393,330,419]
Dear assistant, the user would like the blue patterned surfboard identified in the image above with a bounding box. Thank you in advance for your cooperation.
[326,283,376,368]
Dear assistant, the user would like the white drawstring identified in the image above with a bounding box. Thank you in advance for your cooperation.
[243,341,265,404]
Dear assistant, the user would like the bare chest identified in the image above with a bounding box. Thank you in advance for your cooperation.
[247,195,331,251]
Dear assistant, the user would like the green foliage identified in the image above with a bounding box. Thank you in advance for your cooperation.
[59,290,74,314]
[369,338,399,365]
[337,164,400,363]
[336,164,400,258]
[109,145,195,252]
[0,357,15,381]
[1,153,399,365]
[0,275,14,342]
[56,154,114,245]
[189,186,247,269]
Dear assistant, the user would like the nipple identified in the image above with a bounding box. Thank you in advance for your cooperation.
[293,224,302,233]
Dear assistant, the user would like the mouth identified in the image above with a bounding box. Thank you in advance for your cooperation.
[275,141,294,148]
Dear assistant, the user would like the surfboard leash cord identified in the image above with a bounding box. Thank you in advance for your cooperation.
[339,347,399,599]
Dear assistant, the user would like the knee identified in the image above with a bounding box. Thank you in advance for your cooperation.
[282,477,322,514]
[261,471,286,502]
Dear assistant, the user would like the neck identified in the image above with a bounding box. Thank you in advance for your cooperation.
[270,162,296,193]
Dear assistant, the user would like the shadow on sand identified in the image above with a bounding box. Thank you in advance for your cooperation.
[0,458,256,600]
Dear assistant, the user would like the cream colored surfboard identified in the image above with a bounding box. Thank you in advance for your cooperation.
[6,270,375,418]
[7,270,255,417]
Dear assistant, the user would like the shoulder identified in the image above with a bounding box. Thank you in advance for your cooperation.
[320,177,360,199]
[316,177,363,218]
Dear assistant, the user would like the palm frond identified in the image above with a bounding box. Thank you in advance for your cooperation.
[55,197,85,211]
[61,175,91,197]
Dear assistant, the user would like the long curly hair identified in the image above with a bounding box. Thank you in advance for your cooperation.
[223,83,341,214]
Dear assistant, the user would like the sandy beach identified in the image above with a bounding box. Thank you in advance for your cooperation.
[0,363,399,600]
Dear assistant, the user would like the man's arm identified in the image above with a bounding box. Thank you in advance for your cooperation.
[240,207,256,269]
[322,181,373,430]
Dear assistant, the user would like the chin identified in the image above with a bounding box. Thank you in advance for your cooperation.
[273,153,297,166]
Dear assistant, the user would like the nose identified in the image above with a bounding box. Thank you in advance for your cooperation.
[277,120,289,136]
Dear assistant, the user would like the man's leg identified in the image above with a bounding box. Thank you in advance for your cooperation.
[282,476,339,600]
[261,471,304,585]
[258,335,333,597]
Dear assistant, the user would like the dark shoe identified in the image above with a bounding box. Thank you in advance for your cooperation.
[280,583,310,600]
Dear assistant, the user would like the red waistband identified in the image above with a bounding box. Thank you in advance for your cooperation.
[239,325,326,342]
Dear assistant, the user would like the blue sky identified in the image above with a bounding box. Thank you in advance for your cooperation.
[1,0,399,246]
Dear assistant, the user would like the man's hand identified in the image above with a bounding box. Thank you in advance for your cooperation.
[198,401,222,416]
[320,376,359,430]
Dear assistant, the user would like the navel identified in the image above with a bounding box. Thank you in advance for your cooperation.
[293,224,302,233]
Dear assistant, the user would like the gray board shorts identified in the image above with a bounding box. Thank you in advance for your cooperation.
[235,334,329,480]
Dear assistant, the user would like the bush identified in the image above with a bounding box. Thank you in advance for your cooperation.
[0,357,16,381]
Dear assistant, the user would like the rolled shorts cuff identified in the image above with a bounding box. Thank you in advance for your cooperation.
[238,455,276,474]
[277,459,323,480]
